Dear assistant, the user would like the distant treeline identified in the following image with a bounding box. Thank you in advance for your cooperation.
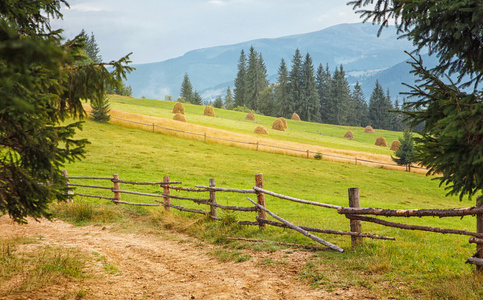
[179,47,410,131]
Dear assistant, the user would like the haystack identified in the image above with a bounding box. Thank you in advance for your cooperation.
[272,118,286,131]
[291,113,301,121]
[172,102,185,115]
[364,125,375,133]
[245,111,256,121]
[204,105,215,117]
[390,140,401,151]
[344,131,354,139]
[278,117,288,128]
[173,113,186,122]
[254,125,268,135]
[375,136,388,147]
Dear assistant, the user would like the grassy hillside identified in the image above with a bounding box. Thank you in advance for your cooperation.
[107,95,403,157]
[60,115,482,299]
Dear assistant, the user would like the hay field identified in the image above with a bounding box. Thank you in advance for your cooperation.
[85,97,423,174]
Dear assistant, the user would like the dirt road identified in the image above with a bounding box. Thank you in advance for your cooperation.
[0,216,374,299]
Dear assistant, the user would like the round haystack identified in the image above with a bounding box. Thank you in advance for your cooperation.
[390,140,401,151]
[291,113,301,121]
[364,125,375,133]
[245,111,256,121]
[172,102,185,114]
[344,130,354,139]
[375,136,388,147]
[278,117,288,128]
[254,125,268,135]
[272,118,286,131]
[204,105,215,117]
[173,113,186,122]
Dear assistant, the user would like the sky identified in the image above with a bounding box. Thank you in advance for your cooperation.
[50,0,365,65]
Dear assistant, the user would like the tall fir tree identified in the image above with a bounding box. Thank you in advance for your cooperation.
[300,53,321,122]
[244,46,268,111]
[288,49,303,118]
[259,84,276,116]
[275,58,289,117]
[352,81,368,126]
[233,49,247,107]
[368,80,393,129]
[80,30,102,63]
[0,0,133,222]
[317,64,332,123]
[328,65,350,125]
[180,73,194,103]
[224,87,234,110]
[192,90,203,105]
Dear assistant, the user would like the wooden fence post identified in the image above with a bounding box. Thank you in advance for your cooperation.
[209,178,217,219]
[348,187,363,247]
[204,132,207,143]
[62,170,74,196]
[307,150,310,159]
[113,174,120,203]
[255,173,267,228]
[477,196,483,272]
[256,142,259,151]
[355,158,358,165]
[163,176,171,211]
[152,123,155,133]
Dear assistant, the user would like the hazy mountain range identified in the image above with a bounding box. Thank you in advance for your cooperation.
[126,22,433,102]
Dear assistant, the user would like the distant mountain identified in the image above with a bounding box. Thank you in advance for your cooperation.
[126,22,426,102]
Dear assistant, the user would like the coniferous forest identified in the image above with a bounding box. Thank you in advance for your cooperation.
[229,47,405,131]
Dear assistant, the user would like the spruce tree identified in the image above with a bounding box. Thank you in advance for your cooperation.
[91,96,111,122]
[275,58,289,117]
[317,64,332,123]
[368,80,387,129]
[288,49,303,118]
[213,96,223,108]
[244,46,268,111]
[192,91,203,105]
[180,73,194,103]
[300,53,321,122]
[259,84,276,116]
[80,30,102,63]
[392,130,417,172]
[0,0,133,223]
[224,87,234,110]
[328,65,350,125]
[234,50,247,108]
[352,81,368,126]
[350,0,483,199]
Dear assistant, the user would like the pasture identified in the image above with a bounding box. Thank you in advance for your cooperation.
[55,101,483,299]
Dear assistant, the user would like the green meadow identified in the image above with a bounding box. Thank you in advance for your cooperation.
[57,97,483,299]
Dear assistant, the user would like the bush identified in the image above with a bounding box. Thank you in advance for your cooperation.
[314,152,323,160]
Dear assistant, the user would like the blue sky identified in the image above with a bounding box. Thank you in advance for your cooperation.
[51,1,364,64]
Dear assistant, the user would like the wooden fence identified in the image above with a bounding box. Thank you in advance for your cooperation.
[63,170,483,270]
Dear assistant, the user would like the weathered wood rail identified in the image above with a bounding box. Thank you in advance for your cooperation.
[62,170,483,270]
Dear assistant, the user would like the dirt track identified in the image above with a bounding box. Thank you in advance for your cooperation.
[0,216,375,299]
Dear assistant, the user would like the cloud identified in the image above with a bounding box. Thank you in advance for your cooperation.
[208,0,225,5]
[69,3,106,12]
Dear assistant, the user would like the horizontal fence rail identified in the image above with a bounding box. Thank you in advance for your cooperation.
[63,170,483,268]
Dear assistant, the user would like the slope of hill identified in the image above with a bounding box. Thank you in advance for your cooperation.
[126,23,420,101]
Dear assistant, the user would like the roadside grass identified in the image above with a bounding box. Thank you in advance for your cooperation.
[0,237,90,297]
[55,117,483,299]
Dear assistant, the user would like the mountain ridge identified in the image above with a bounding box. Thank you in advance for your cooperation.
[125,22,422,101]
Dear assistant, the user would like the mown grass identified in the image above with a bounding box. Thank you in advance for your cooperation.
[54,113,483,299]
[107,95,403,156]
